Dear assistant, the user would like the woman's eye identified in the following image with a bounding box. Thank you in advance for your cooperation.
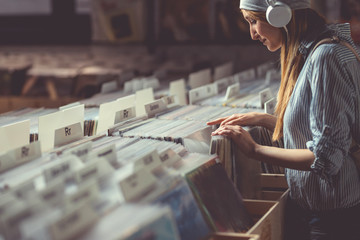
[249,19,256,24]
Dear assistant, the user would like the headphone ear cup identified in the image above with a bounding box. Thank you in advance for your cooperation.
[266,2,292,28]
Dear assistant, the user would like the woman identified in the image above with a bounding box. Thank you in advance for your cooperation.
[207,0,360,239]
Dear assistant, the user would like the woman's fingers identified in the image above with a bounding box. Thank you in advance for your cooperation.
[206,117,227,125]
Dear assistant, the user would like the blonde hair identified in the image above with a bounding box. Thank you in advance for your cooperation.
[242,9,325,141]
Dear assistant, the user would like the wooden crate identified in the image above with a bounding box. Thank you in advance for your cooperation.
[260,173,288,201]
[211,189,289,240]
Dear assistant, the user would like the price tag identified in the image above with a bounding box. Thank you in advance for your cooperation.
[169,79,187,106]
[114,106,136,124]
[265,97,277,115]
[54,122,83,147]
[119,168,157,202]
[145,99,167,118]
[188,68,212,89]
[0,141,41,173]
[189,84,216,105]
[224,82,240,101]
[134,150,162,172]
[0,119,30,154]
[234,68,256,82]
[135,88,154,117]
[50,203,97,240]
[63,141,92,162]
[259,88,273,109]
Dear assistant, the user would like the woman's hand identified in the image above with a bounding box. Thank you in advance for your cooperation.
[212,124,258,158]
[207,112,272,129]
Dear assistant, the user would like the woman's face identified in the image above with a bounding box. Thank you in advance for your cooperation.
[242,10,283,52]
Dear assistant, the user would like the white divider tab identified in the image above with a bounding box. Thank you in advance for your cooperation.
[145,99,167,118]
[63,141,92,162]
[50,203,97,240]
[265,97,277,115]
[54,122,83,147]
[214,62,233,81]
[259,88,273,109]
[0,141,41,173]
[0,120,30,154]
[234,68,256,82]
[65,181,99,208]
[257,62,273,78]
[143,77,160,90]
[134,150,162,172]
[188,68,212,89]
[89,144,118,168]
[214,77,230,94]
[224,82,240,101]
[75,160,105,184]
[169,79,187,105]
[43,155,80,183]
[13,180,36,199]
[39,104,84,152]
[114,106,136,124]
[39,180,65,205]
[135,88,154,117]
[100,80,118,93]
[159,148,182,167]
[189,83,217,105]
[119,167,157,202]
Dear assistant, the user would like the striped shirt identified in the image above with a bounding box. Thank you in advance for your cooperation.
[283,23,360,211]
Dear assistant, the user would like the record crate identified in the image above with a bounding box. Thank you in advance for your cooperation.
[0,96,80,114]
[260,173,288,201]
[211,189,289,240]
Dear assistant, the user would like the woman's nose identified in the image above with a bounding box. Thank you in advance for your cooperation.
[250,28,259,40]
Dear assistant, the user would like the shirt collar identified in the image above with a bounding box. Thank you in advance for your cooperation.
[298,23,352,59]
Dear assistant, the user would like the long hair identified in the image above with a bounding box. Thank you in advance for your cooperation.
[242,9,326,141]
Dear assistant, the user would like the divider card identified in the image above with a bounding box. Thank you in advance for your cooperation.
[234,68,256,82]
[0,120,30,154]
[224,82,240,101]
[145,99,167,118]
[189,84,217,105]
[265,97,277,115]
[169,79,187,105]
[259,88,273,109]
[100,80,118,94]
[114,106,136,124]
[135,88,154,117]
[188,68,212,89]
[213,62,234,81]
[38,105,84,152]
[97,99,125,135]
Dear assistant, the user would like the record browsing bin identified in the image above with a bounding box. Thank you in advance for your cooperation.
[260,173,288,201]
[211,189,289,240]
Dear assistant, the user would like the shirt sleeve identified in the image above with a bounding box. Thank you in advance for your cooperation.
[305,44,356,182]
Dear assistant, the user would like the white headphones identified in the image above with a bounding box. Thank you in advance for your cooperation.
[266,0,292,28]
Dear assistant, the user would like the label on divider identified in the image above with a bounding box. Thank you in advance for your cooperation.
[40,180,65,205]
[0,141,41,173]
[114,106,136,124]
[162,95,177,106]
[259,88,273,109]
[63,141,92,162]
[64,181,99,208]
[189,84,216,105]
[265,97,277,115]
[43,156,75,183]
[119,168,157,202]
[145,99,167,118]
[234,68,256,82]
[224,82,240,101]
[159,148,182,167]
[54,122,83,147]
[89,144,118,168]
[50,203,97,240]
[134,150,162,172]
